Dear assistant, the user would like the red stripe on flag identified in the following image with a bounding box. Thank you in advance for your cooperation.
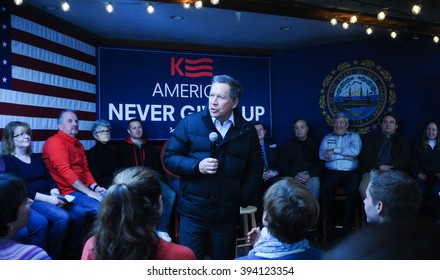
[0,103,96,120]
[0,129,94,142]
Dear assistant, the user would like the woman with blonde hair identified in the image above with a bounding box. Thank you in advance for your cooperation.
[81,166,195,259]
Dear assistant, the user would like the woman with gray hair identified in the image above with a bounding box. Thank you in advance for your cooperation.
[86,120,119,188]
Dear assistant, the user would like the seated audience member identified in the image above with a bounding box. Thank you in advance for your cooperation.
[42,109,105,223]
[359,112,411,199]
[81,166,195,260]
[86,120,119,188]
[279,119,321,198]
[410,121,440,221]
[2,121,87,259]
[319,112,362,232]
[253,122,281,226]
[117,118,176,241]
[325,219,440,260]
[235,177,322,260]
[364,169,421,224]
[0,173,51,260]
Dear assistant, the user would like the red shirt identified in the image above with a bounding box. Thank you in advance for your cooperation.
[81,236,196,260]
[42,130,96,195]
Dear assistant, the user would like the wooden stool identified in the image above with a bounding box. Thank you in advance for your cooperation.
[236,205,257,257]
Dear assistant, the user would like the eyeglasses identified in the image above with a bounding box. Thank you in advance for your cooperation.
[13,132,30,139]
[97,129,111,134]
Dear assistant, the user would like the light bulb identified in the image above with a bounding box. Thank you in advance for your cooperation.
[106,3,114,13]
[211,0,219,5]
[412,4,421,15]
[195,0,203,9]
[377,11,386,20]
[342,22,349,30]
[434,36,439,43]
[147,3,154,14]
[330,18,337,26]
[61,1,70,12]
[390,31,397,39]
[366,27,373,35]
[183,2,190,9]
[350,15,357,24]
[14,0,23,6]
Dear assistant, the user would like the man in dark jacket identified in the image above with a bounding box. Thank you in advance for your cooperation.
[359,112,411,199]
[164,75,263,260]
[117,118,176,241]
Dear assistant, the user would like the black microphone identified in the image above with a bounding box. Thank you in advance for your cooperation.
[209,132,218,158]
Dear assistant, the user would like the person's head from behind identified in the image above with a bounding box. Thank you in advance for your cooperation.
[58,109,79,138]
[263,177,320,244]
[364,169,421,224]
[1,121,32,156]
[92,119,112,144]
[293,119,309,141]
[325,219,440,260]
[0,173,31,238]
[127,118,143,141]
[93,166,162,259]
[209,75,242,124]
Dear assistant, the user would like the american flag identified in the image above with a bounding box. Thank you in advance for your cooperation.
[0,1,96,153]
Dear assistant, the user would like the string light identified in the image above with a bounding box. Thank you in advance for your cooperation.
[330,18,337,26]
[183,2,190,9]
[377,11,386,20]
[342,22,349,29]
[61,1,70,12]
[195,0,203,9]
[350,15,358,24]
[147,3,154,14]
[434,36,439,43]
[412,4,422,15]
[14,0,23,5]
[390,31,397,39]
[211,0,220,5]
[106,3,114,13]
[366,27,373,35]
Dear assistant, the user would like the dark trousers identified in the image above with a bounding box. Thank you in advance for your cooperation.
[320,169,360,229]
[179,215,237,260]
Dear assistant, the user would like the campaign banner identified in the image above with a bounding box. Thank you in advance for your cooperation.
[97,47,272,140]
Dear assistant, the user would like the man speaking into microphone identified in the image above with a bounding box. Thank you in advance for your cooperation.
[164,75,263,260]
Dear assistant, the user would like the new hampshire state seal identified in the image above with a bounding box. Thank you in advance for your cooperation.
[319,60,396,134]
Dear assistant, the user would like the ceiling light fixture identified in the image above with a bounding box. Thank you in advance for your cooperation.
[390,31,397,39]
[330,18,337,26]
[412,4,422,15]
[366,27,373,35]
[211,0,220,5]
[147,3,154,14]
[61,1,70,12]
[195,0,203,9]
[183,2,190,9]
[14,0,23,5]
[434,36,439,43]
[350,15,358,24]
[377,11,386,20]
[106,3,114,13]
[342,22,349,29]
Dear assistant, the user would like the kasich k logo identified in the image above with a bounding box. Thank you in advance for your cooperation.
[170,57,213,78]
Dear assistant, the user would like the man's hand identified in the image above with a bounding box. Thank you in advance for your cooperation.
[379,164,394,171]
[324,149,334,160]
[199,158,218,174]
[87,191,103,202]
[246,227,261,246]
[262,170,278,181]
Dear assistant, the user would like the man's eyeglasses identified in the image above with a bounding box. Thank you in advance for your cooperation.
[97,129,111,134]
[13,132,30,139]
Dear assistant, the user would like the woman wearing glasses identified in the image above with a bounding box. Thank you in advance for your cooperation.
[86,120,119,189]
[1,121,87,259]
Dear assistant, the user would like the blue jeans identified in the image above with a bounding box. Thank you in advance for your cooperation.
[62,202,88,259]
[31,201,69,259]
[16,208,48,250]
[157,181,176,232]
[305,176,320,199]
[70,191,101,221]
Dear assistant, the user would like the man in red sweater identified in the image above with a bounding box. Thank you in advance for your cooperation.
[42,109,105,220]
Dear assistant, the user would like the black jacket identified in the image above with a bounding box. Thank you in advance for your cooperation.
[279,136,321,178]
[164,107,263,224]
